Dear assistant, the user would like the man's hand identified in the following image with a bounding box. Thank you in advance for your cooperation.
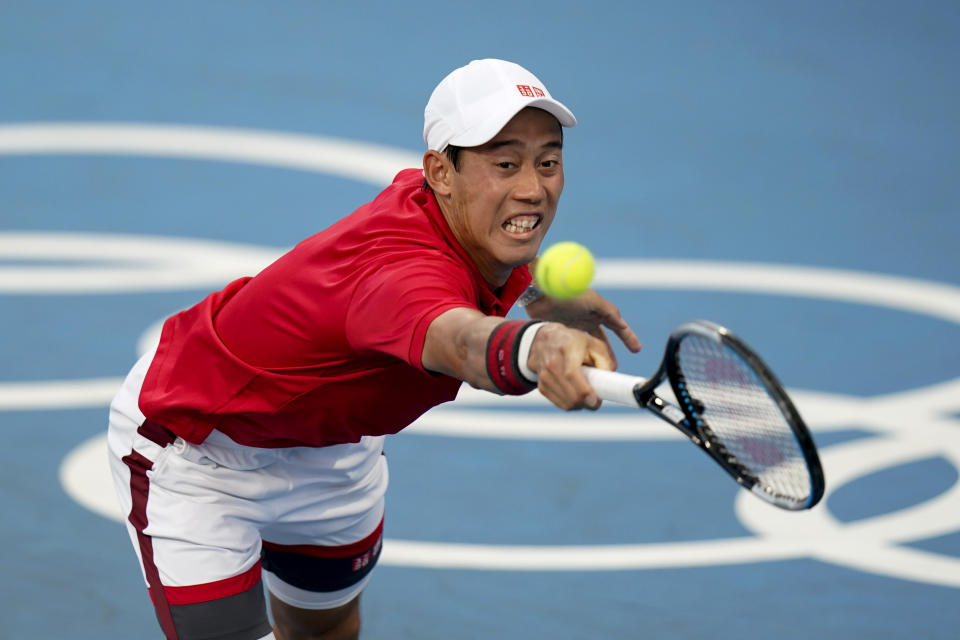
[525,289,642,369]
[525,322,617,411]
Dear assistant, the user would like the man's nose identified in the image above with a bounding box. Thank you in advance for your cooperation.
[513,164,545,202]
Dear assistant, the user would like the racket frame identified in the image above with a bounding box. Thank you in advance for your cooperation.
[585,320,825,510]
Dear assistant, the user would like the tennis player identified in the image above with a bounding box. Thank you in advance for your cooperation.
[107,58,641,640]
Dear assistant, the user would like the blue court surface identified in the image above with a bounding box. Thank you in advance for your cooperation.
[2,2,959,638]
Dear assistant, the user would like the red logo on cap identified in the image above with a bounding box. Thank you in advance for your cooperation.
[517,85,545,98]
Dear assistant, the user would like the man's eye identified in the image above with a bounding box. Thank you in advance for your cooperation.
[497,162,515,169]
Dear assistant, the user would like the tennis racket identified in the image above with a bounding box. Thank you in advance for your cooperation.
[585,320,824,510]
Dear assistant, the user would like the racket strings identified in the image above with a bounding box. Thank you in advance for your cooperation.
[697,424,758,485]
[674,334,812,506]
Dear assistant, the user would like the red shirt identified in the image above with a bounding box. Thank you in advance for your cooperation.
[138,169,532,447]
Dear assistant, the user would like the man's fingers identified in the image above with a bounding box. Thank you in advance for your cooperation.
[526,290,641,354]
[599,311,642,354]
[538,371,600,411]
[537,348,601,411]
[583,333,616,372]
[583,292,642,354]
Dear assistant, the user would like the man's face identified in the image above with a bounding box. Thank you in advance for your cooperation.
[442,107,565,288]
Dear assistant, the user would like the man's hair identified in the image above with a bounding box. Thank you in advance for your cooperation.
[444,145,464,171]
[422,145,464,190]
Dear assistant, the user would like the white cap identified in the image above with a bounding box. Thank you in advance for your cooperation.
[423,59,577,152]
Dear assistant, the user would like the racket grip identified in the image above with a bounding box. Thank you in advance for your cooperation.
[582,367,645,407]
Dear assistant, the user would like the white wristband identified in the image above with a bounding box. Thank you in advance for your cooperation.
[517,321,546,383]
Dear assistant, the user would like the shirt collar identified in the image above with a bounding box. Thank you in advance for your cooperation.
[408,174,533,314]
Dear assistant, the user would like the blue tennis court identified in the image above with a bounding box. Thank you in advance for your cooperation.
[2,2,959,638]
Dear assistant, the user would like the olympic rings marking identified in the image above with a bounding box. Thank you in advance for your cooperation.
[1,122,957,586]
[47,243,960,587]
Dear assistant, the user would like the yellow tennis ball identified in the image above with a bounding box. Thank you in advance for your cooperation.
[535,241,595,300]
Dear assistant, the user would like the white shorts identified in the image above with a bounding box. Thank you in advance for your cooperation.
[107,350,388,639]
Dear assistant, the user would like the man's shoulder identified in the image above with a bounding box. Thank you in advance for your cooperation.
[370,168,428,207]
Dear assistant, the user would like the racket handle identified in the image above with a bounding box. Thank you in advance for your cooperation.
[582,366,645,407]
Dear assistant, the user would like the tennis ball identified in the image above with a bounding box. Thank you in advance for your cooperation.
[535,241,595,300]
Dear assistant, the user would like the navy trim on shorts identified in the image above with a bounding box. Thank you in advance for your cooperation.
[261,518,384,593]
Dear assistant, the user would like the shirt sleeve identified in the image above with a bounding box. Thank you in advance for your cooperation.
[345,255,478,371]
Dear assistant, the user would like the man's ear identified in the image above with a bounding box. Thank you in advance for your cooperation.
[423,150,453,197]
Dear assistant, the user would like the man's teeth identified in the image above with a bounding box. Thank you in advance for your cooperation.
[504,217,538,233]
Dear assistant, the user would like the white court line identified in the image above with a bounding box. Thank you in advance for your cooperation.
[0,377,868,440]
[0,233,281,293]
[381,536,811,571]
[0,378,125,410]
[0,122,420,186]
[598,261,960,325]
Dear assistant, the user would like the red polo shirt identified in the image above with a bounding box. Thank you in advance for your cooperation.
[138,169,532,447]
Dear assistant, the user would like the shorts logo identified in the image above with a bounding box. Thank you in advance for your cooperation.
[517,84,546,98]
[351,534,383,572]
